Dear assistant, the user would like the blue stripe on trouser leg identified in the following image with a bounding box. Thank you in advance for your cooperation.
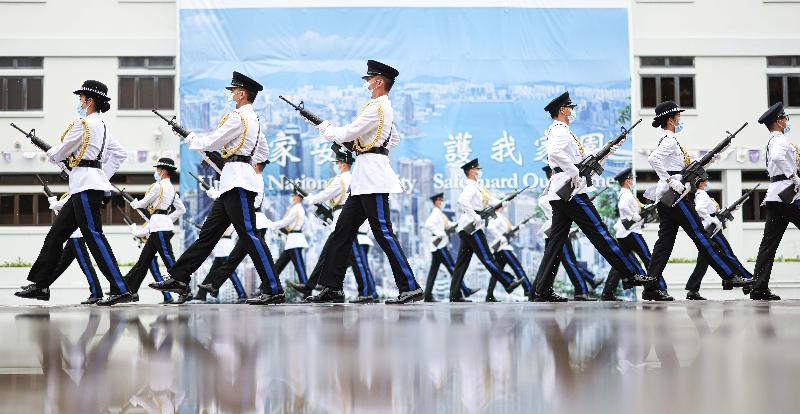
[443,249,470,293]
[292,249,308,283]
[472,232,512,284]
[72,238,98,297]
[238,189,278,293]
[351,242,369,296]
[149,259,173,300]
[228,270,246,298]
[712,234,752,278]
[375,195,417,291]
[156,232,174,267]
[562,244,587,294]
[631,233,652,262]
[357,244,378,298]
[676,201,733,276]
[504,251,532,290]
[574,196,639,275]
[79,192,127,294]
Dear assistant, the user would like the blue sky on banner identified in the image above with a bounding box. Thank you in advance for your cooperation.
[179,6,632,191]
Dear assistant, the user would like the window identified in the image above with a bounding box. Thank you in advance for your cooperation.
[0,57,43,69]
[640,57,695,109]
[767,56,800,68]
[767,56,800,108]
[118,57,175,110]
[742,189,768,222]
[640,57,694,68]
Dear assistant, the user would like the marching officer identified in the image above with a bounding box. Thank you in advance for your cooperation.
[264,187,310,288]
[531,92,653,302]
[751,102,796,300]
[604,167,671,301]
[150,71,283,304]
[16,80,131,305]
[122,158,186,303]
[642,101,752,294]
[307,60,423,304]
[197,161,269,303]
[422,192,478,302]
[449,158,522,302]
[685,178,754,300]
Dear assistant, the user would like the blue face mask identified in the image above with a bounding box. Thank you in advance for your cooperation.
[785,121,793,134]
[76,102,87,118]
[675,121,685,134]
[153,171,161,181]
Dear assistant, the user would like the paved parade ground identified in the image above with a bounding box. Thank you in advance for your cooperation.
[1,301,799,413]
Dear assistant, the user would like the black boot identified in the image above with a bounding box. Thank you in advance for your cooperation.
[686,291,706,300]
[305,287,345,303]
[197,283,219,297]
[80,296,103,305]
[96,292,135,306]
[350,295,376,304]
[631,274,656,285]
[530,289,568,303]
[246,293,286,305]
[600,293,622,302]
[14,285,50,301]
[462,287,480,298]
[424,296,438,303]
[750,288,780,301]
[149,277,188,293]
[171,291,194,304]
[288,281,312,297]
[504,278,523,294]
[642,289,674,302]
[386,288,424,304]
[485,295,499,303]
[450,296,471,303]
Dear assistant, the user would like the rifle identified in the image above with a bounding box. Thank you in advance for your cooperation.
[284,176,335,225]
[186,220,204,231]
[706,185,761,237]
[463,185,531,234]
[556,119,642,201]
[660,122,748,207]
[188,171,212,191]
[278,96,323,126]
[115,205,147,246]
[10,123,70,180]
[622,203,658,230]
[588,187,608,202]
[432,222,458,246]
[110,183,150,221]
[491,213,536,251]
[35,174,55,198]
[152,109,223,175]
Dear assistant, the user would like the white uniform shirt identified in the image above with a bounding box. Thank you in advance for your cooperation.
[694,189,719,228]
[540,120,592,203]
[130,178,186,233]
[613,187,643,239]
[69,229,82,239]
[357,222,373,247]
[188,104,268,194]
[319,95,404,195]
[644,129,687,202]
[267,202,308,250]
[487,213,514,252]
[304,171,351,227]
[457,179,501,233]
[764,131,798,203]
[213,226,236,257]
[46,113,127,195]
[423,206,452,252]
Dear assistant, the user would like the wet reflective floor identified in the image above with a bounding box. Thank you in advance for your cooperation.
[1,302,799,414]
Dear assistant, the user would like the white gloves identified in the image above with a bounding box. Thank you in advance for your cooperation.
[129,224,148,238]
[570,175,587,194]
[792,175,800,192]
[317,120,331,133]
[47,196,59,211]
[710,216,723,230]
[205,189,221,200]
[183,132,197,145]
[668,179,686,194]
[501,200,509,207]
[632,213,642,222]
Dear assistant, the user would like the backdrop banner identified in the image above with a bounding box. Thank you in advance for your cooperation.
[178,0,632,299]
